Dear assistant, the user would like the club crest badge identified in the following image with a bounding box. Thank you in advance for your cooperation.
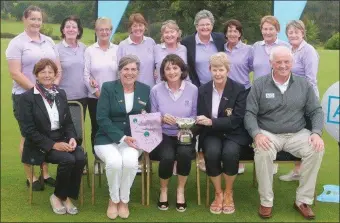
[225,108,233,116]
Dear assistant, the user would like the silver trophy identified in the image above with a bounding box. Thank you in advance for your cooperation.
[176,118,196,145]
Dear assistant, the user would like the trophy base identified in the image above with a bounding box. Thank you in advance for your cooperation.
[177,135,192,145]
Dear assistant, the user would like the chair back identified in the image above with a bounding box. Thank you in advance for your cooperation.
[68,101,85,146]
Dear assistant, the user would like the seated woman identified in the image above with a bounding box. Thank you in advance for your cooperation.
[19,58,85,215]
[150,54,198,212]
[196,52,252,214]
[94,55,150,220]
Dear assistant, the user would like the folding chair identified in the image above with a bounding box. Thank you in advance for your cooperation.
[68,100,90,206]
[91,152,146,205]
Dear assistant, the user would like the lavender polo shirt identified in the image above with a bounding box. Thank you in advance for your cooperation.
[56,40,87,100]
[150,81,198,136]
[117,36,156,87]
[291,40,320,98]
[6,31,59,95]
[195,33,218,85]
[225,41,253,89]
[84,42,118,99]
[251,38,289,80]
[154,43,188,83]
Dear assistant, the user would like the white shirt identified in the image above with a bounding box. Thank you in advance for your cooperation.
[165,81,185,101]
[34,87,60,130]
[272,72,291,94]
[211,82,223,118]
[124,92,134,113]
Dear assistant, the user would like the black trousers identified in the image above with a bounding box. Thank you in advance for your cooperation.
[45,146,85,200]
[68,98,88,120]
[203,135,242,177]
[150,134,195,179]
[87,98,98,154]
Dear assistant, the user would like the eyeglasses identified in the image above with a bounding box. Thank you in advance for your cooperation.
[197,23,212,28]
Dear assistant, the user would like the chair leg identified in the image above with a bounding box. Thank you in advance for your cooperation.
[86,155,90,188]
[92,162,95,205]
[39,165,45,190]
[29,165,34,204]
[146,156,150,206]
[196,160,201,205]
[206,174,210,207]
[80,178,84,206]
[141,157,145,205]
[98,162,102,188]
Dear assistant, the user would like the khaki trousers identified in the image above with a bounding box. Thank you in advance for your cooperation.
[254,128,324,207]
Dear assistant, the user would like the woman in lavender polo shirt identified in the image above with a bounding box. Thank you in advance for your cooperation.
[223,19,253,174]
[251,15,289,80]
[279,20,320,182]
[6,5,60,191]
[83,17,119,155]
[56,16,87,117]
[154,20,188,84]
[150,54,198,212]
[117,13,156,87]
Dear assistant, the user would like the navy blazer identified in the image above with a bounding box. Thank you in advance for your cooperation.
[197,78,252,148]
[181,32,226,87]
[19,87,76,165]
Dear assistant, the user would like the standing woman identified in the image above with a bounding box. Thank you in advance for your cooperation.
[56,16,87,116]
[223,19,253,174]
[84,17,119,156]
[19,59,85,215]
[251,15,289,80]
[150,54,198,212]
[279,20,320,182]
[154,20,188,83]
[181,9,225,172]
[94,55,150,220]
[196,52,252,214]
[6,5,60,191]
[117,13,156,87]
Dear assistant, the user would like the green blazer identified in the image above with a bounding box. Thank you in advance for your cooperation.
[94,80,151,145]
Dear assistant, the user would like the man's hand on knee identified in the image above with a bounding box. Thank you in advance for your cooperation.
[254,133,272,150]
[308,133,325,152]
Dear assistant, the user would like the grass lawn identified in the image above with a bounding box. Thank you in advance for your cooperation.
[1,36,339,222]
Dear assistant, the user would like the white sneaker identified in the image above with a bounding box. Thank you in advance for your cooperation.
[273,163,278,175]
[238,163,245,174]
[94,163,103,175]
[279,170,300,181]
[173,162,177,176]
[136,164,142,175]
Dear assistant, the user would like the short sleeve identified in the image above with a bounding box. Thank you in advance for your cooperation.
[6,38,22,60]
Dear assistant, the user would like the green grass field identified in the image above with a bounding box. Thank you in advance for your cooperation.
[1,30,339,222]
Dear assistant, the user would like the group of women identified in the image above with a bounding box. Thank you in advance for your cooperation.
[6,5,320,219]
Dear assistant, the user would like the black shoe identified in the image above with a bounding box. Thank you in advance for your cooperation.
[44,177,56,187]
[176,202,187,212]
[26,179,44,191]
[157,192,169,211]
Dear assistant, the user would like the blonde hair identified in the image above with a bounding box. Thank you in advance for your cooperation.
[286,20,306,38]
[160,20,182,43]
[209,52,230,72]
[95,17,113,30]
[260,15,280,32]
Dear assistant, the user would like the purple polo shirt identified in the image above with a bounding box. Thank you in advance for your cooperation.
[84,42,119,98]
[56,40,87,100]
[150,81,198,136]
[251,38,289,80]
[195,33,218,85]
[291,40,320,98]
[154,43,188,83]
[6,31,59,94]
[117,36,156,87]
[225,41,253,89]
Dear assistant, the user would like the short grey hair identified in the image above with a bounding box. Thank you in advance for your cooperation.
[118,54,140,72]
[269,45,293,61]
[285,20,306,38]
[194,9,215,26]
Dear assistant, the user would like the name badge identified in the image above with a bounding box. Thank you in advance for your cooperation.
[138,100,146,106]
[265,93,275,98]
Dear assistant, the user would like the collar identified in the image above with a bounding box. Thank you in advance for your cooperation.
[23,31,46,43]
[127,35,146,44]
[293,40,307,53]
[94,41,114,48]
[165,80,185,92]
[271,70,291,87]
[225,40,243,51]
[195,33,213,45]
[62,39,79,48]
[160,42,180,49]
[260,38,279,46]
[34,86,59,94]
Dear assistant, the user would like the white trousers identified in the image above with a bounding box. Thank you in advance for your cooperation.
[94,142,142,203]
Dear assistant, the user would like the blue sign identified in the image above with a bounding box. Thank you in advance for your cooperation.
[327,96,340,124]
